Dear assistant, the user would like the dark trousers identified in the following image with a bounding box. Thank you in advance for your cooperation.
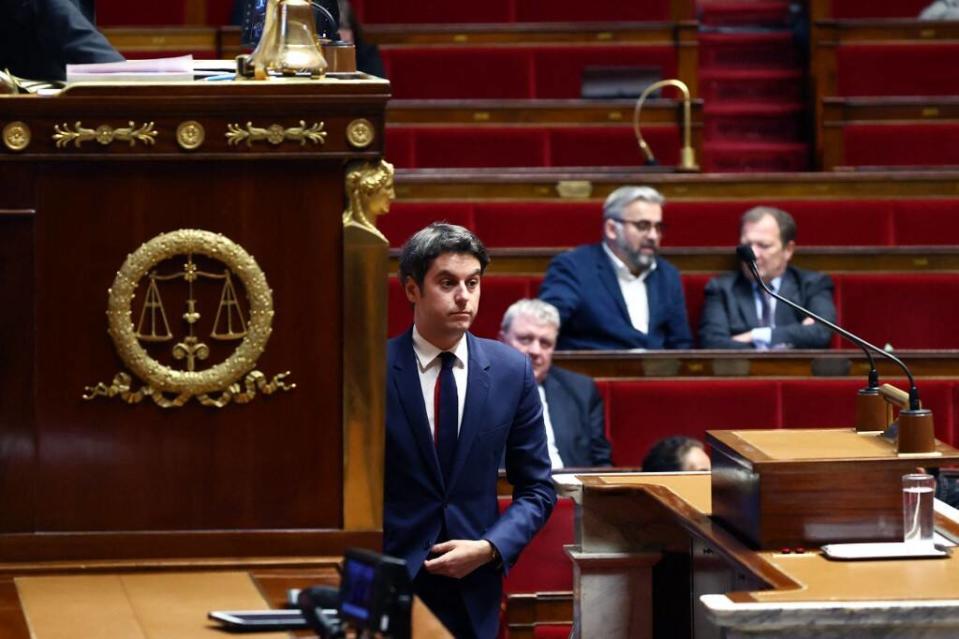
[413,570,479,639]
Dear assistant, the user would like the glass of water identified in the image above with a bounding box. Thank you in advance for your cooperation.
[902,473,937,546]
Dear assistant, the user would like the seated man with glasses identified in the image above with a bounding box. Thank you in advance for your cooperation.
[538,185,693,350]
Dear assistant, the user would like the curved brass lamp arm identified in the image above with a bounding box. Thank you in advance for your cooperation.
[633,78,698,172]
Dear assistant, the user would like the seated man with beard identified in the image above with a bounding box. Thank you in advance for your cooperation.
[538,185,693,350]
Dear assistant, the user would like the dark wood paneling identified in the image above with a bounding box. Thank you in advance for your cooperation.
[0,211,35,534]
[0,81,389,560]
[28,160,342,532]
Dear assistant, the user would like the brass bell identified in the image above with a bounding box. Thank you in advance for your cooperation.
[247,0,280,76]
[248,0,328,78]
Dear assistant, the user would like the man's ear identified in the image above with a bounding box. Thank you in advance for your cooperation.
[497,330,506,343]
[602,218,619,244]
[783,240,796,262]
[403,276,420,304]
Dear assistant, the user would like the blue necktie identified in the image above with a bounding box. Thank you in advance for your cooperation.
[759,290,772,328]
[436,352,458,484]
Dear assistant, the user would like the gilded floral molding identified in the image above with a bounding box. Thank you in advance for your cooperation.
[226,120,327,147]
[53,121,158,148]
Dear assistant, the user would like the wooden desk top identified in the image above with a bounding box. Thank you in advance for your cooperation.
[578,470,959,604]
[0,561,450,639]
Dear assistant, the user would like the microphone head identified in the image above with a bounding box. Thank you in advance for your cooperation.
[736,244,756,264]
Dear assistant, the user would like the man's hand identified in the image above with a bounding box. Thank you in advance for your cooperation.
[732,331,753,343]
[802,317,815,326]
[423,539,496,579]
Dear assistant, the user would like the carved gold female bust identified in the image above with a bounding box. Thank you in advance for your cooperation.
[342,159,395,242]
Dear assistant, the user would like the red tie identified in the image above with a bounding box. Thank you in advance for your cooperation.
[434,352,458,483]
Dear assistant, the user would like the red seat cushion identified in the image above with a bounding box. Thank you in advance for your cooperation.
[891,199,959,245]
[606,380,780,466]
[682,274,713,344]
[384,48,533,99]
[843,124,959,167]
[472,202,599,248]
[379,202,475,248]
[832,0,931,18]
[500,497,575,593]
[837,274,959,349]
[514,0,673,21]
[96,0,185,25]
[532,45,677,99]
[837,44,959,97]
[361,0,513,23]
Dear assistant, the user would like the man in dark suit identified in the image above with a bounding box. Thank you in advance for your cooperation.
[0,0,123,81]
[699,206,835,349]
[499,299,612,468]
[538,185,693,350]
[386,223,556,639]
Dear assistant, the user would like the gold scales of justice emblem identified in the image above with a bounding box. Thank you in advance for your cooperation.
[84,229,294,408]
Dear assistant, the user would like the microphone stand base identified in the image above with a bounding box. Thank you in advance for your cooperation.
[897,409,936,454]
[856,389,891,433]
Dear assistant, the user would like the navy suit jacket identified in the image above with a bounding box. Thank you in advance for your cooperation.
[538,243,693,350]
[385,330,556,639]
[542,366,611,468]
[698,266,835,349]
[1,0,123,81]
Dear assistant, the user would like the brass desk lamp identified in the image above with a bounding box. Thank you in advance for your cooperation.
[633,78,698,172]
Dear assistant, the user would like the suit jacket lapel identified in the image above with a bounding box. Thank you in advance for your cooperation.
[543,374,573,466]
[392,330,444,489]
[447,333,490,490]
[734,274,760,327]
[593,244,632,327]
[774,268,799,325]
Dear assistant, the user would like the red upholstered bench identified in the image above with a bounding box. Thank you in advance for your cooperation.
[841,123,959,167]
[500,496,575,638]
[380,198,916,248]
[383,45,677,100]
[500,497,574,593]
[891,199,959,245]
[96,0,186,26]
[780,379,955,443]
[358,0,678,23]
[837,44,959,97]
[683,273,712,339]
[359,0,514,24]
[605,379,782,466]
[385,125,680,169]
[830,0,931,18]
[835,273,959,350]
[604,378,957,464]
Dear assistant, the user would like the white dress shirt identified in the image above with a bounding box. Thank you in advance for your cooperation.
[602,242,657,334]
[412,326,468,438]
[751,276,782,349]
[537,385,565,469]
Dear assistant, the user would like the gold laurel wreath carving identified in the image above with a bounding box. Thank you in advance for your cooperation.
[83,229,294,408]
[225,120,327,147]
[53,121,158,148]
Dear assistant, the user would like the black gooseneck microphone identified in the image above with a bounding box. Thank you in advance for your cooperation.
[736,244,921,411]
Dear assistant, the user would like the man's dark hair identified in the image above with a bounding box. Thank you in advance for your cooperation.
[740,206,797,246]
[641,436,704,472]
[398,222,490,289]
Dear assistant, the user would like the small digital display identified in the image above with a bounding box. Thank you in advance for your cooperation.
[339,557,376,622]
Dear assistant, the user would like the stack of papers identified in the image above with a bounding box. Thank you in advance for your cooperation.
[66,55,194,83]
